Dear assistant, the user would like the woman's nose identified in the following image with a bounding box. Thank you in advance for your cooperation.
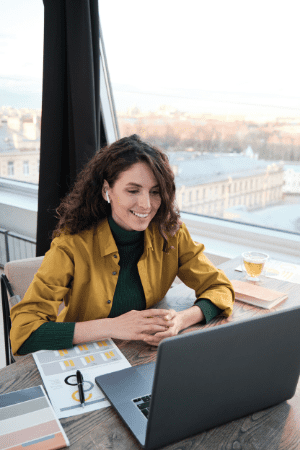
[138,193,151,209]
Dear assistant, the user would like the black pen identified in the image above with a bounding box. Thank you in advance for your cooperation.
[76,370,85,407]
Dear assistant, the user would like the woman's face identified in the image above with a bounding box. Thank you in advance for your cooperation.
[103,162,162,231]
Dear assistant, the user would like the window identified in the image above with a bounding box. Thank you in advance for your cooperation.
[87,3,300,235]
[8,161,14,176]
[23,160,29,176]
[0,0,43,185]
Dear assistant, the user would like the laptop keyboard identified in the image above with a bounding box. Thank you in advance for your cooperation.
[132,394,152,419]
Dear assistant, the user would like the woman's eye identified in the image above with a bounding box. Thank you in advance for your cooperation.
[127,190,159,195]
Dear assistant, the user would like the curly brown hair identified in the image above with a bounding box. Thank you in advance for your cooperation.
[53,135,181,248]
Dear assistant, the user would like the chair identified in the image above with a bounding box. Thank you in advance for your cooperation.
[1,256,44,366]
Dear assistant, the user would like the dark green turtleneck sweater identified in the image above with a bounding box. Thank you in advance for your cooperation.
[107,216,146,317]
[18,217,221,354]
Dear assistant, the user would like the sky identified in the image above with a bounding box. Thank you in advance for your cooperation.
[0,0,43,108]
[1,0,300,117]
[100,0,299,95]
[99,0,300,117]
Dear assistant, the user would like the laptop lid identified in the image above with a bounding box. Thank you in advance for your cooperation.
[145,305,300,449]
[96,306,300,450]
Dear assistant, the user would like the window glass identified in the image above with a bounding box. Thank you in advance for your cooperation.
[100,0,300,234]
[8,161,14,176]
[23,160,29,176]
[0,0,43,185]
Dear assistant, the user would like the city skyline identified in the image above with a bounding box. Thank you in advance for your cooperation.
[2,83,300,122]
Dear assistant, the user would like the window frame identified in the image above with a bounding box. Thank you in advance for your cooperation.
[99,18,119,145]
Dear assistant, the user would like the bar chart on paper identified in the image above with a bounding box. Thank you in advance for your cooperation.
[35,340,122,376]
[33,339,131,419]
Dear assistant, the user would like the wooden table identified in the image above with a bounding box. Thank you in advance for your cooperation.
[1,257,300,449]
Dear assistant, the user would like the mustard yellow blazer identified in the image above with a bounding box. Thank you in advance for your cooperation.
[10,219,234,354]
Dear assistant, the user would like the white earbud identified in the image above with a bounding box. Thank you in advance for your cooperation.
[106,191,110,204]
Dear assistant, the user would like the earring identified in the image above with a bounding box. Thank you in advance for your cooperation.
[106,191,110,203]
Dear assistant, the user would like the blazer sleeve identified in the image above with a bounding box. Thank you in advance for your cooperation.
[10,237,75,355]
[177,223,235,317]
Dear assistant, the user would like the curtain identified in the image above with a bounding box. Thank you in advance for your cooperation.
[37,0,101,256]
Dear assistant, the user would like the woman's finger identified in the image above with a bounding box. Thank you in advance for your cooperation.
[143,324,169,334]
[143,309,171,319]
[144,330,171,344]
[167,309,177,319]
[143,336,160,346]
[146,317,174,328]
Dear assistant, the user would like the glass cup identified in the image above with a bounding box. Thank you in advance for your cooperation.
[242,251,269,281]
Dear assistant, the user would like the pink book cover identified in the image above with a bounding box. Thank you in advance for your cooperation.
[231,280,287,303]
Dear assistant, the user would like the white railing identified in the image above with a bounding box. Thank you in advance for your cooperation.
[0,228,36,267]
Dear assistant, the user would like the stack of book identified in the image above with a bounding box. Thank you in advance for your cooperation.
[0,385,69,449]
[231,280,288,309]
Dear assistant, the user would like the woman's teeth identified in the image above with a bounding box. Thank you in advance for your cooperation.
[131,211,149,218]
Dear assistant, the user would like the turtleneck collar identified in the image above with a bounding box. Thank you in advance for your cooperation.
[108,215,144,245]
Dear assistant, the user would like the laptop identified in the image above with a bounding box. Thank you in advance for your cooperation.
[95,306,300,449]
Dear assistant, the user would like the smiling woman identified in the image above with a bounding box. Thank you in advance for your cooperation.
[102,162,162,231]
[10,134,234,356]
[53,134,180,246]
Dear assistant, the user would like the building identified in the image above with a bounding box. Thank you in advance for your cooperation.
[168,152,284,217]
[0,114,40,184]
[283,164,300,194]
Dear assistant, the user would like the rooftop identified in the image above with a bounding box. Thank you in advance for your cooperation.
[167,152,283,187]
[225,200,300,233]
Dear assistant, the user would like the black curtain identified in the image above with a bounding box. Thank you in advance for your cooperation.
[37,0,102,256]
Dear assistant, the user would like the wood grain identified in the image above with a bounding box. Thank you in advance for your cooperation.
[1,257,300,449]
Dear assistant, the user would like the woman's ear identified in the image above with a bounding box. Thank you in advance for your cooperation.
[102,180,110,203]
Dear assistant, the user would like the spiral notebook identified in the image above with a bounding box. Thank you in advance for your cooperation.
[0,385,69,450]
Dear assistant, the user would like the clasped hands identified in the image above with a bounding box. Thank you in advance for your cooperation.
[112,308,182,347]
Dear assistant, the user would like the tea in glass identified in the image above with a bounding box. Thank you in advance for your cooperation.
[242,252,269,281]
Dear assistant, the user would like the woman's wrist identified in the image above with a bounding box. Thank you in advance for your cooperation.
[178,306,204,331]
[73,317,114,345]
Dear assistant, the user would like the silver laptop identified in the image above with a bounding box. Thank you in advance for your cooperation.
[95,306,300,450]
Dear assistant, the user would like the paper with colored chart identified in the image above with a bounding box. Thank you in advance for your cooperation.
[33,339,131,419]
[235,259,300,285]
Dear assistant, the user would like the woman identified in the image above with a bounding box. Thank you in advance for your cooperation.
[10,135,234,356]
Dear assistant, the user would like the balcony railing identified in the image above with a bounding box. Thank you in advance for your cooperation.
[0,228,36,267]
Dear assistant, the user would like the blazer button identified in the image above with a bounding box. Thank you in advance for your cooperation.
[112,271,117,275]
[107,300,111,304]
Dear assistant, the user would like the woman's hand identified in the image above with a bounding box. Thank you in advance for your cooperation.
[143,309,182,346]
[143,306,204,346]
[110,309,175,341]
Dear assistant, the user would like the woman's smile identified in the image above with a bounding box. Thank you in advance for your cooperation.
[130,210,150,218]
